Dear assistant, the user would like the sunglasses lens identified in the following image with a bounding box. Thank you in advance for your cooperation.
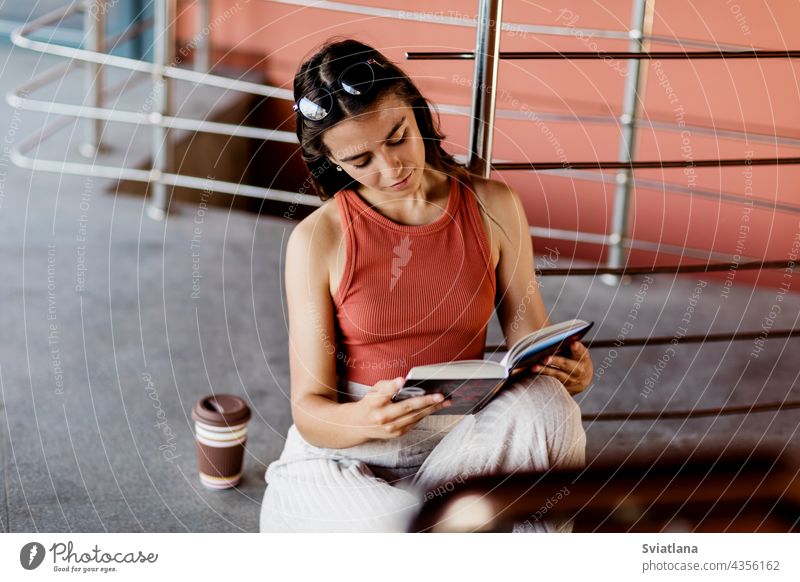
[339,61,376,96]
[297,89,332,121]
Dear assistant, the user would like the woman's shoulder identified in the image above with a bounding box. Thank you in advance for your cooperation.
[291,196,342,245]
[468,173,511,201]
[287,197,341,262]
[465,174,521,224]
[286,198,344,297]
[460,174,522,269]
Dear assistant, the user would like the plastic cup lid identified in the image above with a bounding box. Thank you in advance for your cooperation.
[191,394,251,427]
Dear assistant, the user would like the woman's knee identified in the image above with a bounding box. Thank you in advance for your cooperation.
[496,375,586,467]
[529,377,586,468]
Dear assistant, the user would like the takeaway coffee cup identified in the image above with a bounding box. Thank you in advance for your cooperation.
[191,394,251,489]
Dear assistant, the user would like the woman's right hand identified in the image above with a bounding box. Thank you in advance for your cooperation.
[356,376,451,441]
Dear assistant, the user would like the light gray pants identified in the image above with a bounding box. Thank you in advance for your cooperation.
[259,375,586,532]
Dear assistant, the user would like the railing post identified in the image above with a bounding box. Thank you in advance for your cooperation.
[194,0,211,72]
[603,0,653,285]
[147,0,176,220]
[79,0,106,158]
[467,0,504,178]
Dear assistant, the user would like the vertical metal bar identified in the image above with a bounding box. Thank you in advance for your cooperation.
[148,0,176,220]
[194,0,211,72]
[131,0,145,59]
[603,0,653,284]
[80,0,106,157]
[467,0,504,178]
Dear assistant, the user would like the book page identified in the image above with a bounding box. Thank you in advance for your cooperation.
[405,359,506,380]
[505,320,590,369]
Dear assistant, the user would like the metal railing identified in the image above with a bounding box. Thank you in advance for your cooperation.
[10,3,797,224]
[7,1,799,420]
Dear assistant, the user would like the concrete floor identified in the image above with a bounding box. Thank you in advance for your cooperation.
[1,44,799,532]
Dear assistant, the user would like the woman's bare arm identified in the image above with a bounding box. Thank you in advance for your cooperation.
[284,214,372,449]
[484,180,594,393]
[486,181,551,347]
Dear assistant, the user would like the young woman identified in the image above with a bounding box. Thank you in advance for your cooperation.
[260,38,593,533]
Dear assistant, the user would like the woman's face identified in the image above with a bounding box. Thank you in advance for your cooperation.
[321,92,426,194]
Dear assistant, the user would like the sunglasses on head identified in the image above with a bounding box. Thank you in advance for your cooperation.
[293,58,387,122]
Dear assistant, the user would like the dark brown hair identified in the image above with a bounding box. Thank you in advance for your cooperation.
[293,38,508,240]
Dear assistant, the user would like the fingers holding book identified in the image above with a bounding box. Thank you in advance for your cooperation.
[357,376,452,440]
[531,341,593,395]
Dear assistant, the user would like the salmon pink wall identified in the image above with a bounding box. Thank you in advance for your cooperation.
[176,0,800,288]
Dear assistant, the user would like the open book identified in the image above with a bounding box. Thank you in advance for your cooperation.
[391,319,593,415]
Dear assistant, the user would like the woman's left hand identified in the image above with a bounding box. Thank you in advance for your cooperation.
[531,341,593,395]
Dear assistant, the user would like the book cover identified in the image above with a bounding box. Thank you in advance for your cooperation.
[391,319,594,415]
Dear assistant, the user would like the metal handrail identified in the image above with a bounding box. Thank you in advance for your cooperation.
[546,168,800,216]
[537,259,796,277]
[10,2,799,209]
[9,115,318,205]
[586,328,799,350]
[582,400,800,422]
[407,49,800,60]
[466,0,503,177]
[494,157,800,171]
[267,0,770,52]
[10,2,294,100]
[528,226,755,264]
[484,260,799,352]
[11,3,796,151]
[14,69,798,154]
[5,99,761,265]
[8,76,299,143]
[9,0,800,261]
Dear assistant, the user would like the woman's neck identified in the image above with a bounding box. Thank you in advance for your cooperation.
[355,166,451,225]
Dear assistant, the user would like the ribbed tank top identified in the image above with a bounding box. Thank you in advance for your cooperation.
[332,174,496,388]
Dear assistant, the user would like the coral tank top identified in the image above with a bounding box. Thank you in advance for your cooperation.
[332,174,497,386]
